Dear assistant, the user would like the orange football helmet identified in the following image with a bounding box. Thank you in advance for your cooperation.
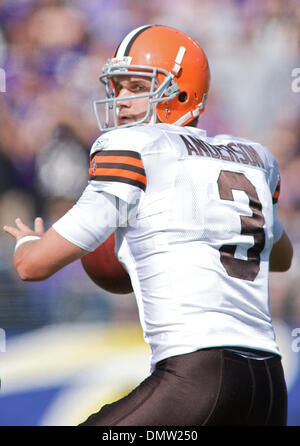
[94,24,210,131]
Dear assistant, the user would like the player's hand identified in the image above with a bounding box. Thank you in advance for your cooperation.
[3,217,45,242]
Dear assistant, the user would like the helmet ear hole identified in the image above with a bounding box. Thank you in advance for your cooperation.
[178,91,188,103]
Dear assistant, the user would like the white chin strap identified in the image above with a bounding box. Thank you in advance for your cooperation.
[173,106,201,126]
[173,93,208,126]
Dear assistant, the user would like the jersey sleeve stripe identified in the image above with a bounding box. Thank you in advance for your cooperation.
[91,150,142,160]
[272,178,281,204]
[90,167,146,184]
[90,175,146,191]
[94,162,145,175]
[93,155,144,169]
[89,150,147,190]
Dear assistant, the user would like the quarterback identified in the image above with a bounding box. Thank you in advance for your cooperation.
[4,25,293,425]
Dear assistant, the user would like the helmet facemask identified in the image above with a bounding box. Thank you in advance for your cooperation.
[93,60,180,132]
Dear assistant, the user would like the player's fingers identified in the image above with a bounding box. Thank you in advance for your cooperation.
[3,225,20,239]
[34,217,45,235]
[15,218,32,232]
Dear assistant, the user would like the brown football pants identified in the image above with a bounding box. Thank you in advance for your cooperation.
[79,347,287,426]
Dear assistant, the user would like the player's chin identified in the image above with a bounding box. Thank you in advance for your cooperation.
[119,114,151,125]
[119,117,136,125]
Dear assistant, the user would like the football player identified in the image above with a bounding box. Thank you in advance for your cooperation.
[4,25,293,426]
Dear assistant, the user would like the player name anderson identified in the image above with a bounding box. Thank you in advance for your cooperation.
[180,134,265,168]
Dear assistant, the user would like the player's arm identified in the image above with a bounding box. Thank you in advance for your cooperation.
[4,132,146,282]
[269,230,293,272]
[3,217,89,281]
[4,186,137,281]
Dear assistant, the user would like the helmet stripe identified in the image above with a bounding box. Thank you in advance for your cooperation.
[114,24,154,58]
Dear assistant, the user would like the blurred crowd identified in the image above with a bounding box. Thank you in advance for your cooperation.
[0,0,299,331]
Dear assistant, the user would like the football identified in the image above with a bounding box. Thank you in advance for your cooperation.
[81,233,133,294]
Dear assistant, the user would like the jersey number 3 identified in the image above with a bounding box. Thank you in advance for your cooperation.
[217,170,265,281]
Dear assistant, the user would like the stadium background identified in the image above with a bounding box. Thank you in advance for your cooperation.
[0,0,300,426]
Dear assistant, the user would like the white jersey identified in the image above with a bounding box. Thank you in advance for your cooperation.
[53,123,283,371]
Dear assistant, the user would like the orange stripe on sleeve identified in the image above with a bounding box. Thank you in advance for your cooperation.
[92,167,147,185]
[272,177,281,204]
[95,155,144,169]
